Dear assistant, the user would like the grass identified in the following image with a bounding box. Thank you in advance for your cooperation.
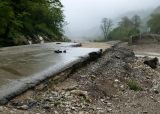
[128,79,142,91]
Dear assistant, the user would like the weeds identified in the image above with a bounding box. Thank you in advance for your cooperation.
[128,79,142,91]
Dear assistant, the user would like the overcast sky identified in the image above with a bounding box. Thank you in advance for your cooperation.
[61,0,160,40]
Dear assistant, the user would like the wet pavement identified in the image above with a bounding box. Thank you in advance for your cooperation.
[0,42,103,104]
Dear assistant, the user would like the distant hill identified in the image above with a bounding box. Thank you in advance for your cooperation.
[119,9,154,19]
[91,6,160,40]
[116,8,154,24]
[114,6,160,33]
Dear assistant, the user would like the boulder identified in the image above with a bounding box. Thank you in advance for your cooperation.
[144,57,159,69]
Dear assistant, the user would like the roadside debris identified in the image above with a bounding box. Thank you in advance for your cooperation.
[144,57,159,69]
[54,50,67,53]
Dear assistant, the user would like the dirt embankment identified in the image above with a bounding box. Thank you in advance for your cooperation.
[1,44,160,114]
[129,34,160,45]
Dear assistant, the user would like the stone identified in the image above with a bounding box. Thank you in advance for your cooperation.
[63,50,66,53]
[0,106,4,112]
[10,100,22,107]
[0,98,8,105]
[144,57,159,69]
[43,104,50,110]
[107,102,112,107]
[120,85,125,91]
[27,100,37,108]
[54,50,63,53]
[65,108,71,112]
[143,111,148,113]
[79,111,84,114]
[35,83,47,91]
[51,91,58,97]
[89,52,102,61]
[71,90,91,102]
[152,84,160,94]
[10,110,15,113]
[54,111,59,114]
[107,108,112,112]
[154,89,159,94]
[114,79,119,82]
[100,99,105,102]
[18,105,29,110]
[98,110,105,114]
[71,107,76,110]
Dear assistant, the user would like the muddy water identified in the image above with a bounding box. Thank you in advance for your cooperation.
[0,43,79,85]
[0,42,102,103]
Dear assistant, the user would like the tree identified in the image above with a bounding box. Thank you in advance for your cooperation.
[108,16,140,41]
[132,15,141,30]
[0,0,64,47]
[119,16,133,27]
[100,18,112,41]
[148,14,160,34]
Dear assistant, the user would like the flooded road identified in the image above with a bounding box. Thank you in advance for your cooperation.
[0,42,104,104]
[0,43,80,85]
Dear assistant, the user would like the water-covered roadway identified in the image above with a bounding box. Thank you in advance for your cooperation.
[0,42,102,104]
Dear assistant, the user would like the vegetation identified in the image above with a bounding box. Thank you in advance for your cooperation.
[128,79,142,91]
[106,6,160,42]
[147,6,160,34]
[0,0,64,47]
[100,18,112,41]
[108,15,141,41]
[148,14,160,34]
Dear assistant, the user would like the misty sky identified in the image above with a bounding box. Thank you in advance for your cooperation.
[61,0,160,40]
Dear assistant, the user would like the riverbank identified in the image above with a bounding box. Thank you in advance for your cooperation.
[1,43,160,114]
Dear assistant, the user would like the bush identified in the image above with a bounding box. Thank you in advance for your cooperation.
[0,0,64,46]
[128,79,142,91]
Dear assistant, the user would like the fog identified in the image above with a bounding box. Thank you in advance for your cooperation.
[61,0,160,41]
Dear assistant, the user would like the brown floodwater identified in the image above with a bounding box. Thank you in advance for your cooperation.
[0,42,101,103]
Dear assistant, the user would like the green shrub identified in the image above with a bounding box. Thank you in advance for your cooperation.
[128,79,142,91]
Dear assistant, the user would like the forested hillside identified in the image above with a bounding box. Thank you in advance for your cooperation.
[148,6,160,34]
[107,6,160,41]
[0,0,64,47]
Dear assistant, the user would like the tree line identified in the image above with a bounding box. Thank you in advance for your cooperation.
[0,0,64,47]
[101,6,160,41]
